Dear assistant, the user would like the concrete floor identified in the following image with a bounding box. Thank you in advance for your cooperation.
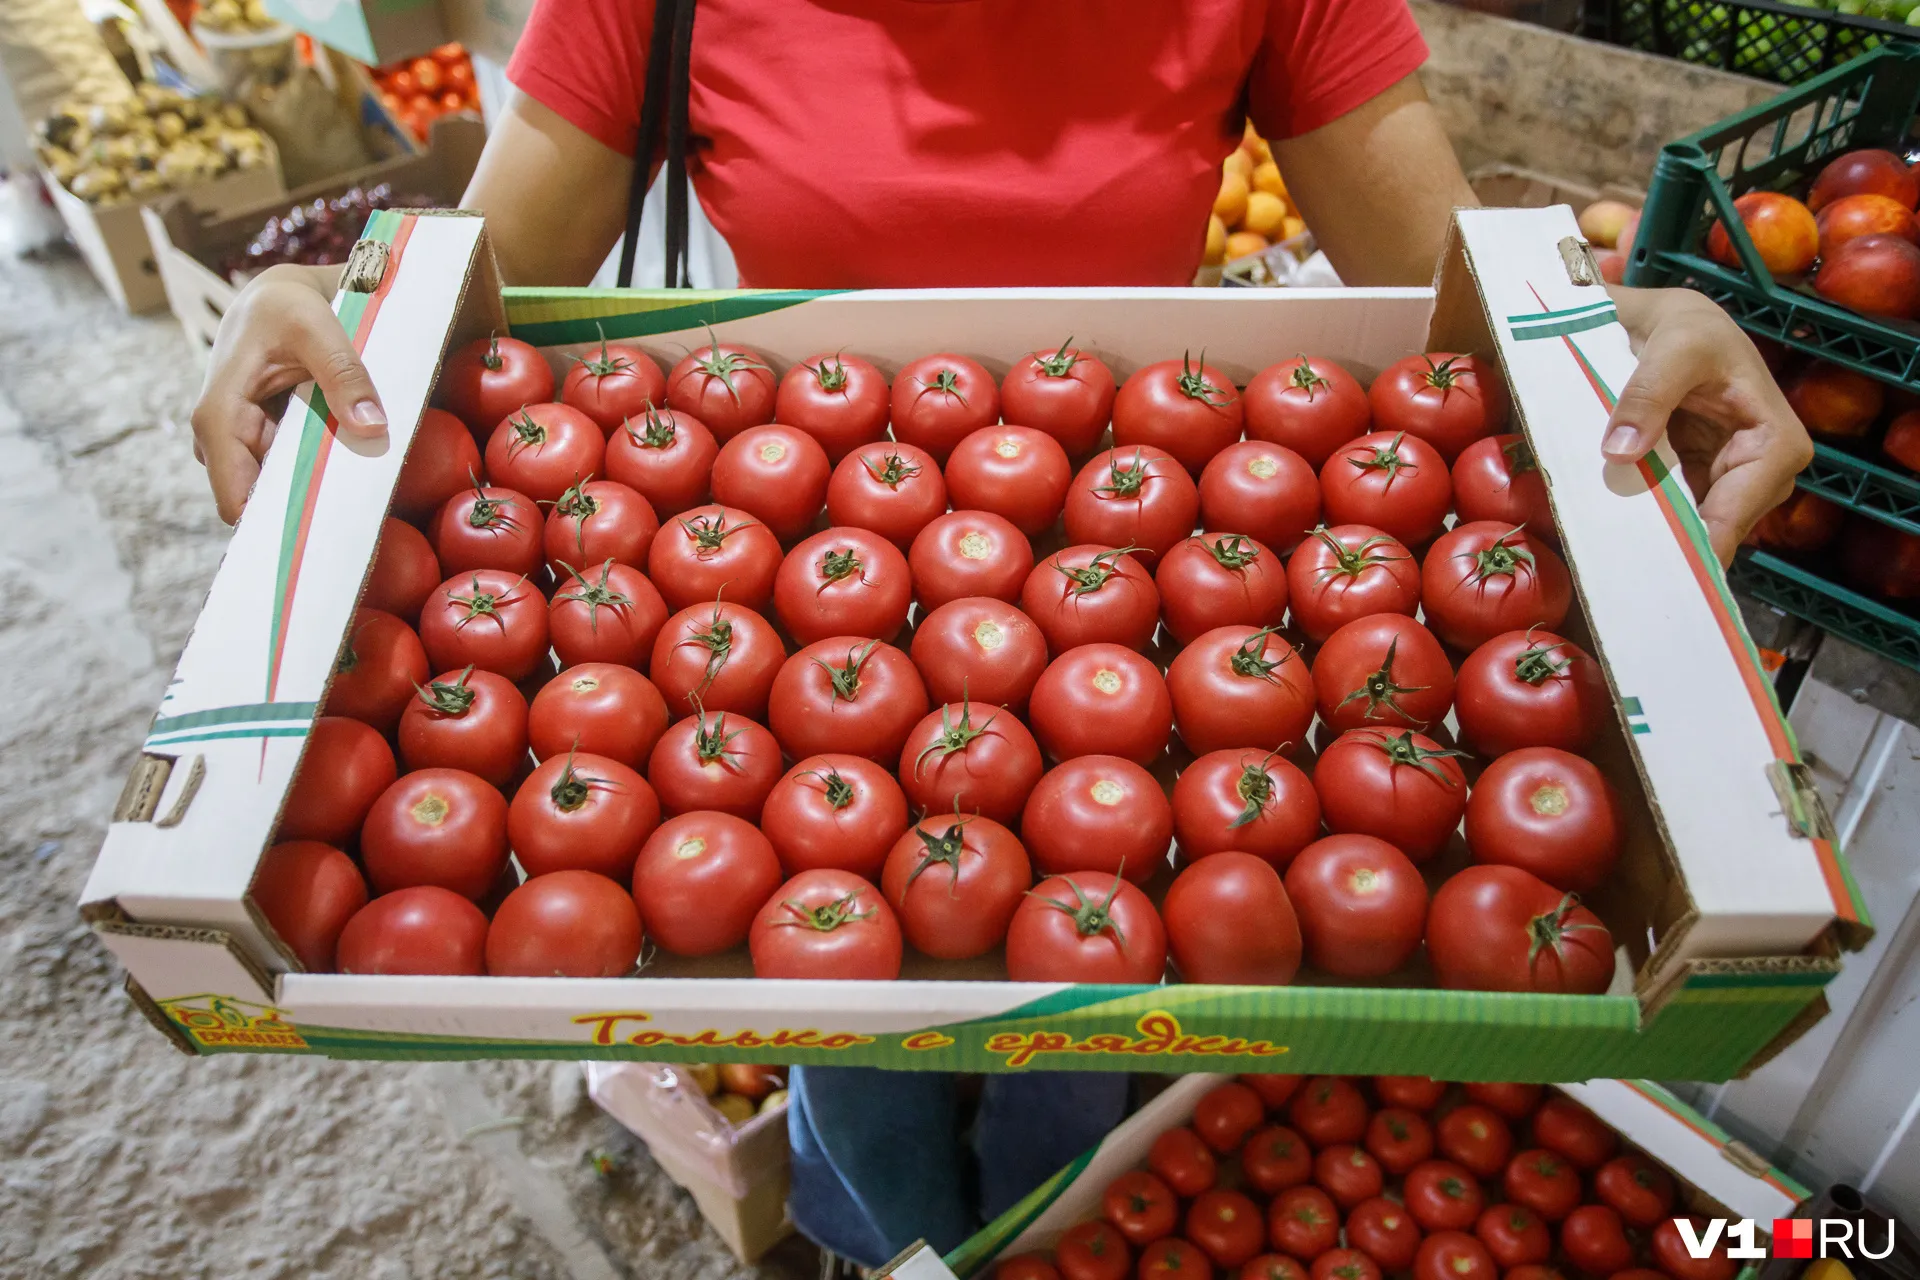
[0,243,816,1280]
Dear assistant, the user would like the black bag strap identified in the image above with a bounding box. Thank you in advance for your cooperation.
[617,0,695,288]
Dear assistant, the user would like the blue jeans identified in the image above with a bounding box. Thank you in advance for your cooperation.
[786,1067,1131,1268]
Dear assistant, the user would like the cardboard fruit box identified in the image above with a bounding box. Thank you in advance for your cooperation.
[79,206,1867,1076]
[939,1075,1810,1278]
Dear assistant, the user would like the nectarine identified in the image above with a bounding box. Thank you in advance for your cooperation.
[1579,199,1639,249]
[1749,490,1844,555]
[1815,233,1920,318]
[1816,193,1920,258]
[1809,148,1920,213]
[1707,191,1818,276]
[1883,410,1920,473]
[1785,360,1885,441]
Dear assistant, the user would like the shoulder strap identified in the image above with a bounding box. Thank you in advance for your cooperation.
[617,0,695,288]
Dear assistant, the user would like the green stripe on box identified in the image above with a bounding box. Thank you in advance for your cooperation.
[1509,300,1618,324]
[146,725,311,746]
[944,1149,1098,1278]
[151,702,319,734]
[502,288,844,346]
[1512,307,1620,341]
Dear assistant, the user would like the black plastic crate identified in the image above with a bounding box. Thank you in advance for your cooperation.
[1583,0,1917,85]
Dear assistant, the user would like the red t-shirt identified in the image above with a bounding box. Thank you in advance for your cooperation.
[507,0,1427,288]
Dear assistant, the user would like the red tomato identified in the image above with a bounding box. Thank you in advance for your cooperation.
[399,665,529,788]
[527,662,668,769]
[1171,749,1320,870]
[666,335,776,442]
[420,570,551,681]
[1311,1248,1381,1280]
[394,408,482,521]
[770,637,929,764]
[827,442,948,547]
[1064,446,1201,568]
[1315,1145,1385,1210]
[711,424,832,543]
[1436,1104,1513,1179]
[1452,435,1553,535]
[909,511,1034,609]
[1156,535,1288,645]
[1152,1126,1220,1197]
[1022,755,1173,885]
[910,598,1049,714]
[631,812,783,956]
[1006,871,1166,982]
[891,353,1000,464]
[1421,522,1572,651]
[1455,631,1610,758]
[327,607,429,732]
[1195,1082,1269,1153]
[1652,1219,1734,1280]
[1284,835,1428,978]
[1022,544,1161,652]
[1312,615,1453,733]
[603,405,718,519]
[1461,1083,1541,1121]
[1561,1206,1633,1277]
[560,337,666,434]
[1503,1150,1583,1223]
[1243,356,1371,468]
[1113,354,1244,475]
[647,504,783,613]
[1105,1170,1180,1247]
[280,716,396,845]
[1375,1077,1448,1111]
[880,813,1031,959]
[997,1256,1062,1280]
[1403,1161,1486,1232]
[1412,1231,1497,1280]
[1168,626,1314,756]
[1143,1238,1215,1280]
[509,750,659,880]
[749,869,903,979]
[252,842,367,971]
[1369,355,1509,464]
[946,426,1073,535]
[484,402,605,503]
[761,754,908,878]
[1240,1074,1302,1108]
[1056,1220,1133,1280]
[366,517,441,622]
[486,871,644,977]
[1532,1097,1618,1169]
[431,484,544,577]
[1365,1107,1435,1175]
[1288,1076,1370,1145]
[1164,851,1302,985]
[1320,432,1452,547]
[900,700,1044,823]
[1198,441,1322,554]
[1001,341,1117,457]
[1242,1124,1312,1195]
[1474,1204,1551,1269]
[774,527,913,645]
[544,479,659,576]
[1510,1268,1572,1280]
[1242,1256,1309,1280]
[1313,727,1468,863]
[361,768,509,899]
[647,709,782,821]
[1347,1198,1422,1272]
[1465,748,1622,893]
[1189,1189,1266,1269]
[1268,1186,1340,1260]
[1428,866,1614,994]
[775,352,890,462]
[550,560,668,669]
[1285,525,1420,643]
[649,600,784,722]
[336,886,488,975]
[1028,643,1173,766]
[441,334,555,435]
[411,55,444,91]
[1593,1154,1676,1228]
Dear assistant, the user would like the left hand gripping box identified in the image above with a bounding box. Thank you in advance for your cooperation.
[82,208,1864,1076]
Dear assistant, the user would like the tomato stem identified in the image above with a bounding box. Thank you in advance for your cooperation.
[446,574,528,629]
[1307,525,1409,582]
[691,323,769,405]
[776,889,875,933]
[679,510,753,552]
[1288,354,1330,398]
[911,701,999,777]
[1422,354,1464,390]
[1175,350,1228,406]
[631,404,677,449]
[817,547,867,590]
[577,323,633,378]
[1031,871,1132,955]
[1229,750,1287,829]
[915,366,969,407]
[1203,534,1261,571]
[1095,448,1151,499]
[1513,633,1572,685]
[1053,545,1139,596]
[798,767,856,810]
[550,747,605,812]
[1035,338,1081,379]
[1463,526,1537,583]
[1358,727,1468,785]
[862,450,920,489]
[805,353,850,394]
[903,815,974,894]
[1228,627,1295,684]
[1347,432,1415,480]
[553,480,599,522]
[1502,436,1538,477]
[813,640,879,703]
[1334,635,1431,723]
[553,559,634,633]
[684,598,735,697]
[413,664,478,716]
[507,410,549,448]
[482,332,503,372]
[690,707,745,768]
[1525,892,1610,969]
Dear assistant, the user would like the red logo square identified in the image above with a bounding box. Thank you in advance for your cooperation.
[1774,1219,1813,1258]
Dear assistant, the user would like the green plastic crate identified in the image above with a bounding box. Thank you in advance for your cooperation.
[1583,0,1915,87]
[1730,547,1920,666]
[1801,442,1920,532]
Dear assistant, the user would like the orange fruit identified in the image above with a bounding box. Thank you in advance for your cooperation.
[1205,215,1228,266]
[1225,231,1270,261]
[1252,161,1288,201]
[1242,191,1287,238]
[1243,120,1273,163]
[1214,171,1250,226]
[1280,215,1306,242]
[1224,148,1255,180]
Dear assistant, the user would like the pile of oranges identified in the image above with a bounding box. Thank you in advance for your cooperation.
[1206,123,1308,267]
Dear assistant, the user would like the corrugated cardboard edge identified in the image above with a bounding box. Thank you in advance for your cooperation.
[124,974,200,1057]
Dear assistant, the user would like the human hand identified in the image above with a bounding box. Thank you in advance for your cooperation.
[191,263,387,524]
[1602,286,1811,565]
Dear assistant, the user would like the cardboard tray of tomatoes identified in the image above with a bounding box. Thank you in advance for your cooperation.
[940,1073,1809,1280]
[79,206,1864,1076]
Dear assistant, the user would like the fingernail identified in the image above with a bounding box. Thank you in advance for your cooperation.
[348,399,387,431]
[1603,425,1638,456]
